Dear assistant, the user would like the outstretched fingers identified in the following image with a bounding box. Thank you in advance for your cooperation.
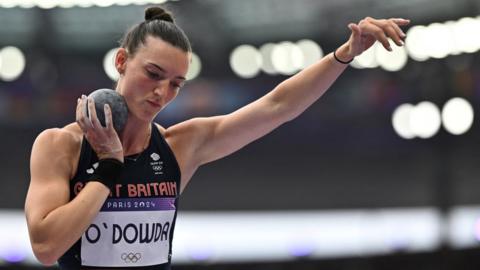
[361,17,410,51]
[384,24,404,47]
[391,21,407,40]
[360,21,391,51]
[349,23,362,40]
[381,18,409,46]
[391,18,410,26]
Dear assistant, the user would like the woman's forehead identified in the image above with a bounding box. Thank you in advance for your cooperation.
[135,37,190,73]
[140,36,187,56]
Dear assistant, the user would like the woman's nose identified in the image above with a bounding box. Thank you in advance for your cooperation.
[153,80,169,96]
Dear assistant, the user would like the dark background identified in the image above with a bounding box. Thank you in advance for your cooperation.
[0,0,479,269]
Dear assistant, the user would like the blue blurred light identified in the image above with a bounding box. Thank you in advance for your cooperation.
[188,247,213,261]
[474,218,480,241]
[2,250,26,263]
[288,243,315,257]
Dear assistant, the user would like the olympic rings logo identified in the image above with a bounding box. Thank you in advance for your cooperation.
[121,252,142,263]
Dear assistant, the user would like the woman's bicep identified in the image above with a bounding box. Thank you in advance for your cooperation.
[25,130,73,229]
[181,95,287,166]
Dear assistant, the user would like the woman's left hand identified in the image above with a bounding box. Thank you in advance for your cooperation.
[339,17,410,61]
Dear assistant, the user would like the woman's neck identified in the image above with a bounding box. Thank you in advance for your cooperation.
[120,119,152,156]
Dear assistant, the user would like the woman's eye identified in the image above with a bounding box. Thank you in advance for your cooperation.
[146,70,160,79]
[172,82,185,89]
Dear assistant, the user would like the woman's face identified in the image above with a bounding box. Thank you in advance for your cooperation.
[116,36,190,122]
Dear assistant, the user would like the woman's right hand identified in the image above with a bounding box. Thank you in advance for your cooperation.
[76,95,124,162]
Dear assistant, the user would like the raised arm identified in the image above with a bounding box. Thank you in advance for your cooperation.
[167,17,409,191]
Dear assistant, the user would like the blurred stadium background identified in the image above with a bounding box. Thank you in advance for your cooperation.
[0,0,480,269]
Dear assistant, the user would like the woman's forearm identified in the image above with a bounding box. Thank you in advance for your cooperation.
[30,182,109,265]
[271,43,351,122]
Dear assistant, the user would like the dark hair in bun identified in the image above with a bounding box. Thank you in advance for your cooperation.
[119,6,191,55]
[145,6,174,23]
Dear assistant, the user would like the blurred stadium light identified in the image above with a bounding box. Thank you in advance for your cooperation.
[392,98,475,139]
[0,0,173,9]
[0,46,26,81]
[442,97,474,135]
[4,206,480,266]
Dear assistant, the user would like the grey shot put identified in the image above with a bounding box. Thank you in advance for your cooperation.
[86,89,128,133]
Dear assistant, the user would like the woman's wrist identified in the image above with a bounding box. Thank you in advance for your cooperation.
[88,158,124,190]
[333,43,354,64]
[97,148,124,163]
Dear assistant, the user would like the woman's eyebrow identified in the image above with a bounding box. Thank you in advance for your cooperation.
[148,62,186,80]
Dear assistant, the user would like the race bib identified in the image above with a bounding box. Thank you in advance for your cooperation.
[81,197,176,267]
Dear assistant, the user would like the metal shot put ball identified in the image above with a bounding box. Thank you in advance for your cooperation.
[86,89,128,133]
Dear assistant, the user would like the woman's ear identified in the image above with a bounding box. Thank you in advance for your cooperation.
[115,48,128,75]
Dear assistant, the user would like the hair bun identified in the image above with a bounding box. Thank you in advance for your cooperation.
[145,6,174,23]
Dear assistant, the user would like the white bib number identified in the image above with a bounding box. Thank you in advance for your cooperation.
[81,198,176,267]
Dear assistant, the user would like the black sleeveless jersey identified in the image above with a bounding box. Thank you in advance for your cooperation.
[58,123,181,270]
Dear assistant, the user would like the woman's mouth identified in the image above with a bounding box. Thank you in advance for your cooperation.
[147,100,162,108]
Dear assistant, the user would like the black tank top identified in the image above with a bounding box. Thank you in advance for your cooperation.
[58,123,181,270]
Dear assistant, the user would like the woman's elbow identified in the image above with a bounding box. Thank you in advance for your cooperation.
[31,241,60,266]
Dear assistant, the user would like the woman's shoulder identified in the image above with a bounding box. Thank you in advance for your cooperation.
[33,123,83,154]
[31,123,84,181]
[153,122,166,135]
